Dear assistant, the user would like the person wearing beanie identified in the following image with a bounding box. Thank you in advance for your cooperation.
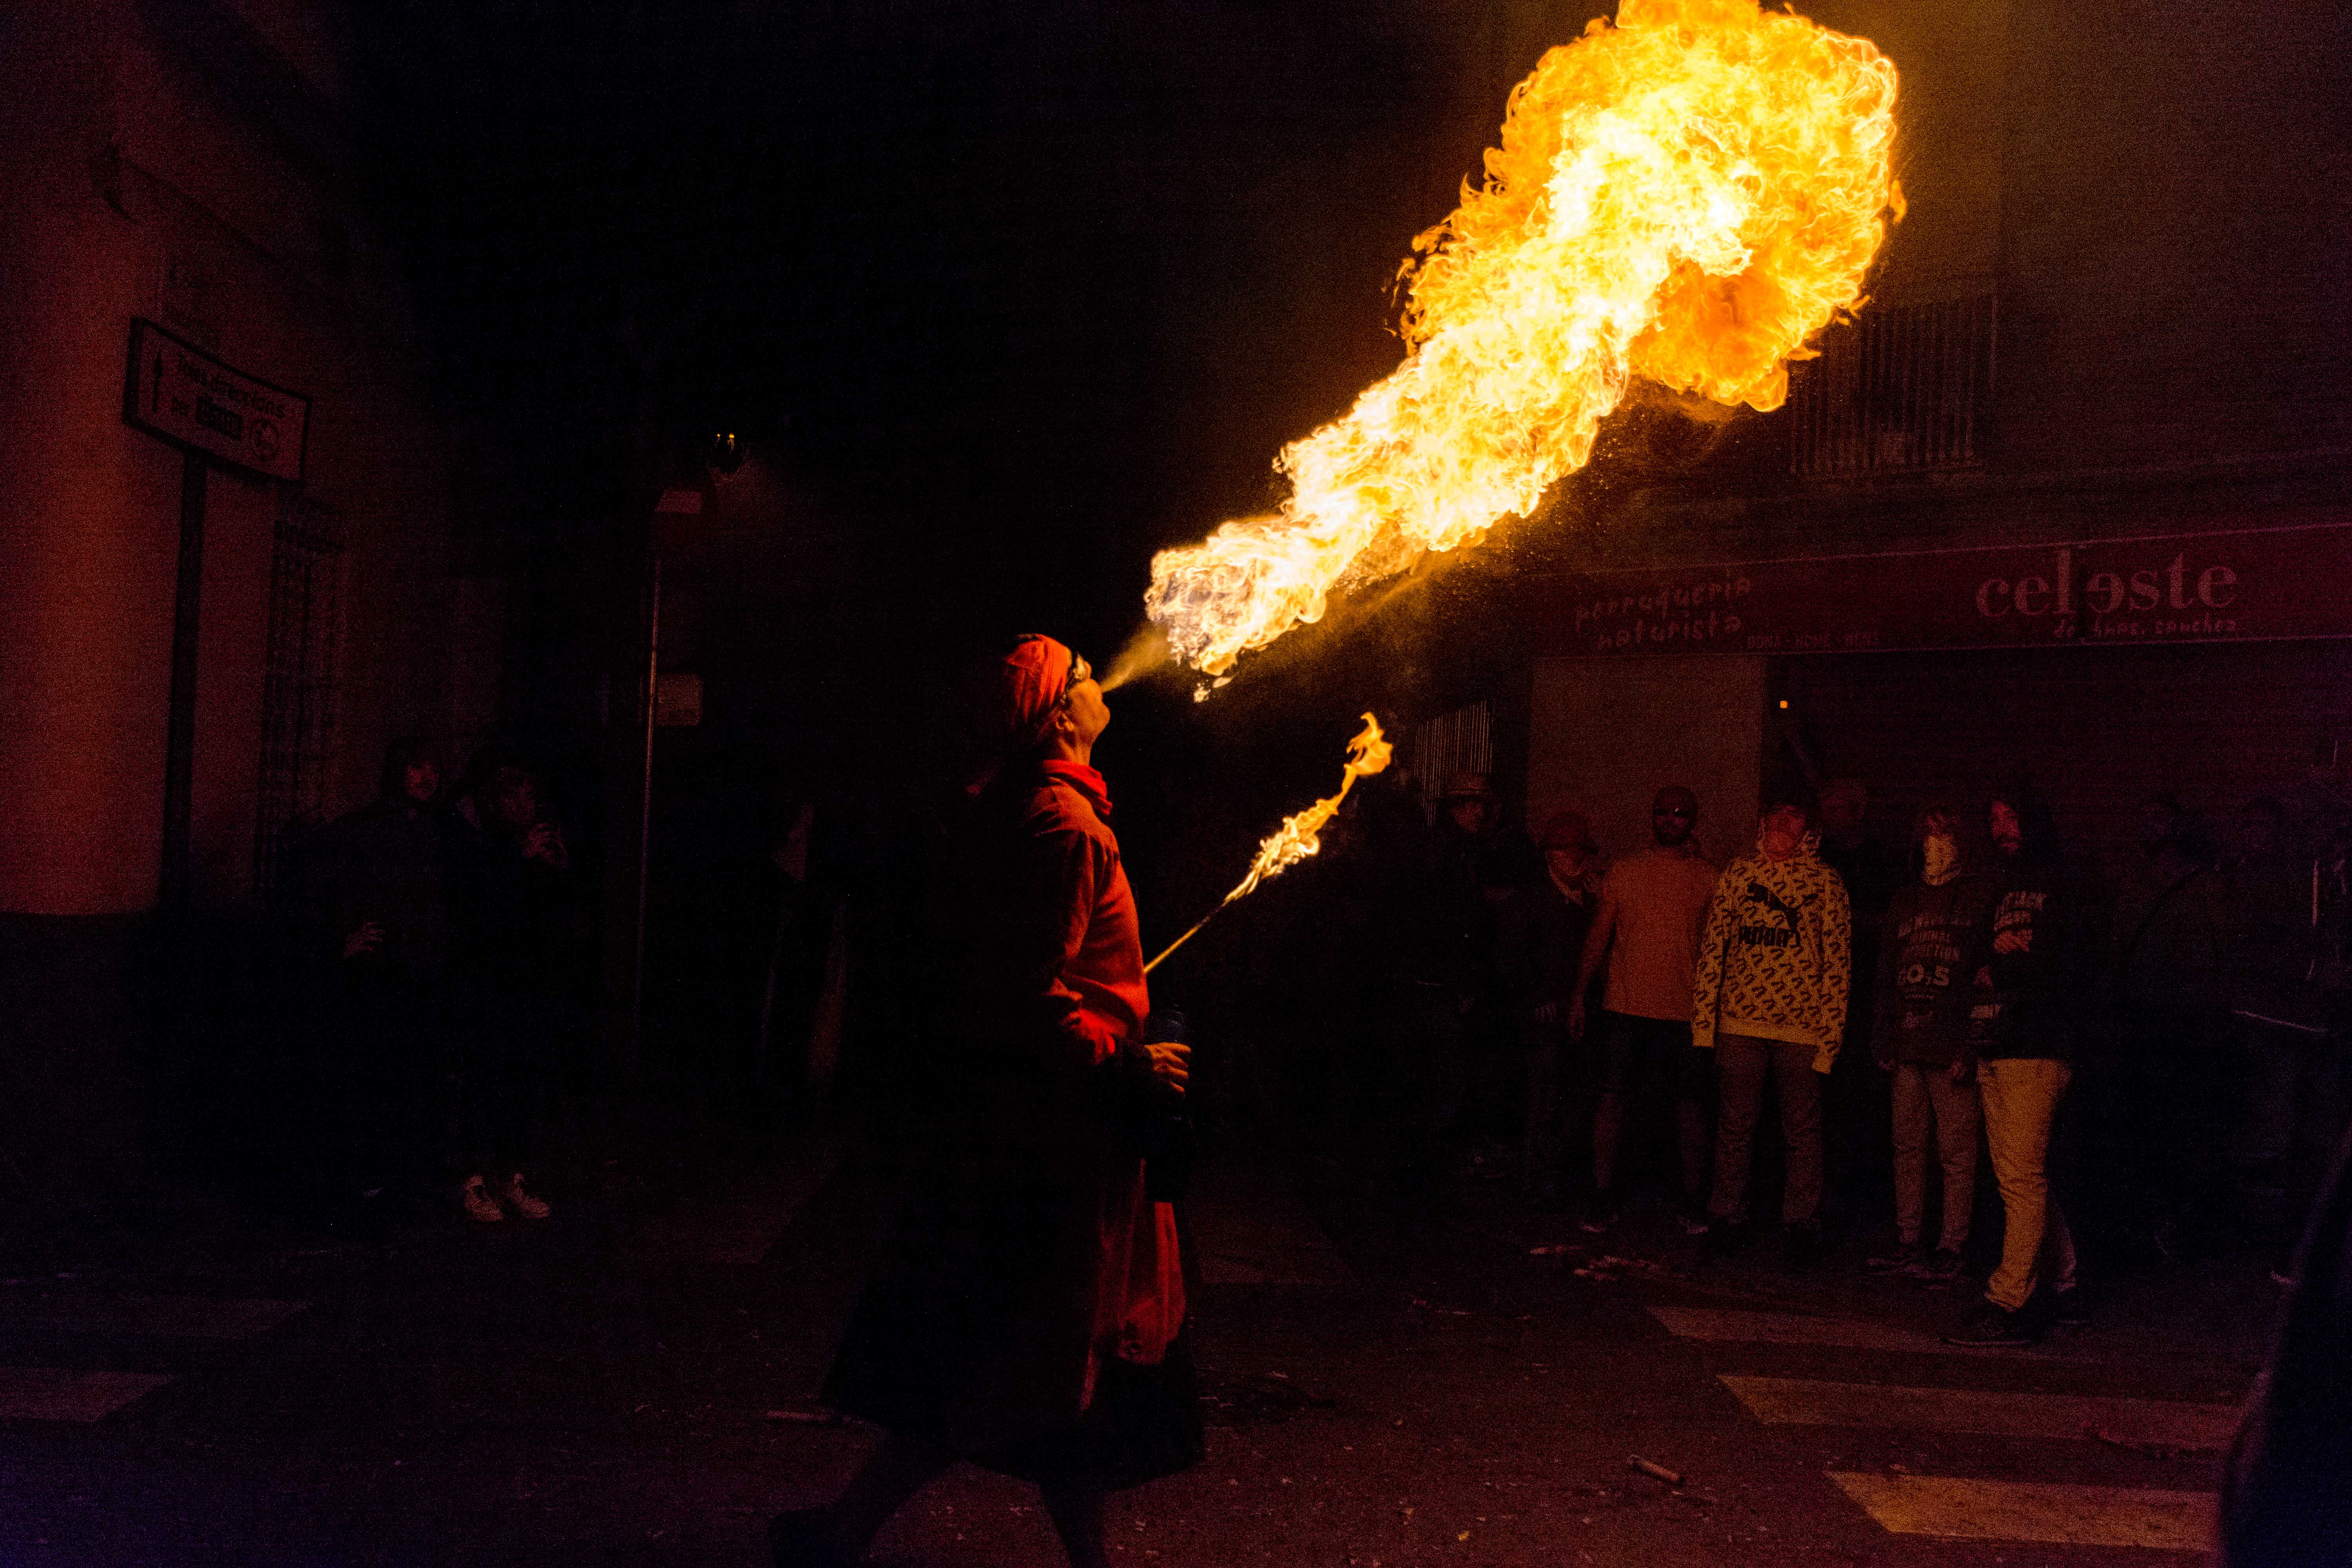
[1864,804,1998,1282]
[775,636,1198,1568]
[1498,809,1603,1207]
[1693,787,1853,1266]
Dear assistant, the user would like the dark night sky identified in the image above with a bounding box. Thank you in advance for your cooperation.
[350,1,1562,654]
[340,1,1590,918]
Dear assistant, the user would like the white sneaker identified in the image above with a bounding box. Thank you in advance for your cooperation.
[461,1174,504,1222]
[500,1172,551,1220]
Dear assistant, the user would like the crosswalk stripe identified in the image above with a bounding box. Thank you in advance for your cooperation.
[0,1294,306,1341]
[0,1367,174,1423]
[1829,1472,2218,1550]
[1720,1375,2241,1450]
[1652,1306,1992,1356]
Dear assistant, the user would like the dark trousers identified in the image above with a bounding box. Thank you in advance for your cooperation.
[2093,1007,2239,1248]
[443,1010,549,1181]
[321,987,442,1196]
[1822,1030,1893,1230]
[1520,1018,1577,1194]
[1710,1034,1825,1226]
[2239,1013,2352,1253]
[1399,985,1471,1189]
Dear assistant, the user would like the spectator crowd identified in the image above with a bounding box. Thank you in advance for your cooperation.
[1218,755,2352,1347]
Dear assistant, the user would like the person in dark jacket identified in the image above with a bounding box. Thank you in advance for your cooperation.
[299,736,452,1200]
[1499,811,1602,1206]
[774,636,1196,1568]
[2225,798,2344,1278]
[1946,787,2085,1347]
[443,749,577,1222]
[1398,772,1531,1195]
[2104,792,2235,1258]
[1864,804,1998,1282]
[1817,777,1905,1237]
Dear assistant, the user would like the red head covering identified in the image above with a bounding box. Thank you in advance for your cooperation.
[965,634,1075,794]
[997,634,1074,748]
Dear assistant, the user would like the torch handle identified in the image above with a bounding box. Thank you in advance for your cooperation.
[1143,907,1220,975]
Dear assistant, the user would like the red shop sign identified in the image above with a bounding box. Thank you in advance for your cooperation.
[1530,517,2352,657]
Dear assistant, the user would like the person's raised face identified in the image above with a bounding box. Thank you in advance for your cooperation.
[1545,844,1590,883]
[1651,788,1698,847]
[1989,800,2023,857]
[1447,797,1493,837]
[1759,802,1809,860]
[402,758,440,805]
[1054,653,1110,750]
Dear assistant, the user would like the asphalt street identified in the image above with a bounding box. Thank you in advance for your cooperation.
[0,1125,2277,1566]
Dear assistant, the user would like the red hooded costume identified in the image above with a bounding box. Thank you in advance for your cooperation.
[822,636,1194,1484]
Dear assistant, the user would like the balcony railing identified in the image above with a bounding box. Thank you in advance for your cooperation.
[1788,291,1996,477]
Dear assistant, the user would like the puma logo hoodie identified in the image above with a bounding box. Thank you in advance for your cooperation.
[1690,831,1853,1071]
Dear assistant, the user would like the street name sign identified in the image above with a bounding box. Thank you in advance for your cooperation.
[123,318,310,483]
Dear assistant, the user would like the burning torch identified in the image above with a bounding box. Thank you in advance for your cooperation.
[1144,713,1394,974]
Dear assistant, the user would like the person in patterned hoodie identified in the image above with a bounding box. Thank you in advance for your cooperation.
[1692,786,1853,1266]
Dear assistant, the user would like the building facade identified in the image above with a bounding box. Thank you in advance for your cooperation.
[1513,0,2352,874]
[0,0,499,1188]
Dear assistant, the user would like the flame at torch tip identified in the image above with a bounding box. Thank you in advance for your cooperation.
[1144,714,1392,974]
[1144,0,1900,681]
[1225,713,1391,902]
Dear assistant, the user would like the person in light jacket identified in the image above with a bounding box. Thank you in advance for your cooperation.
[1692,785,1852,1267]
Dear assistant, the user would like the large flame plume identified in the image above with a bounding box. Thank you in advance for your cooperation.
[1145,0,1901,679]
[1144,714,1392,973]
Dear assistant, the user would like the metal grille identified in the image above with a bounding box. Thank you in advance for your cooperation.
[1411,700,1492,817]
[253,492,344,905]
[1789,292,1996,477]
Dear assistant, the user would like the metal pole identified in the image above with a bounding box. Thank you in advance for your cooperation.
[629,548,661,1078]
[159,452,207,910]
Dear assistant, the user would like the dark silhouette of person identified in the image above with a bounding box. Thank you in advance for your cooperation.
[1815,777,1904,1235]
[297,736,451,1203]
[2103,791,2234,1257]
[442,747,576,1222]
[1500,810,1603,1207]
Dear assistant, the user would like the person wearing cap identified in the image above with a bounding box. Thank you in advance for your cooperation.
[1499,810,1604,1207]
[775,636,1198,1568]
